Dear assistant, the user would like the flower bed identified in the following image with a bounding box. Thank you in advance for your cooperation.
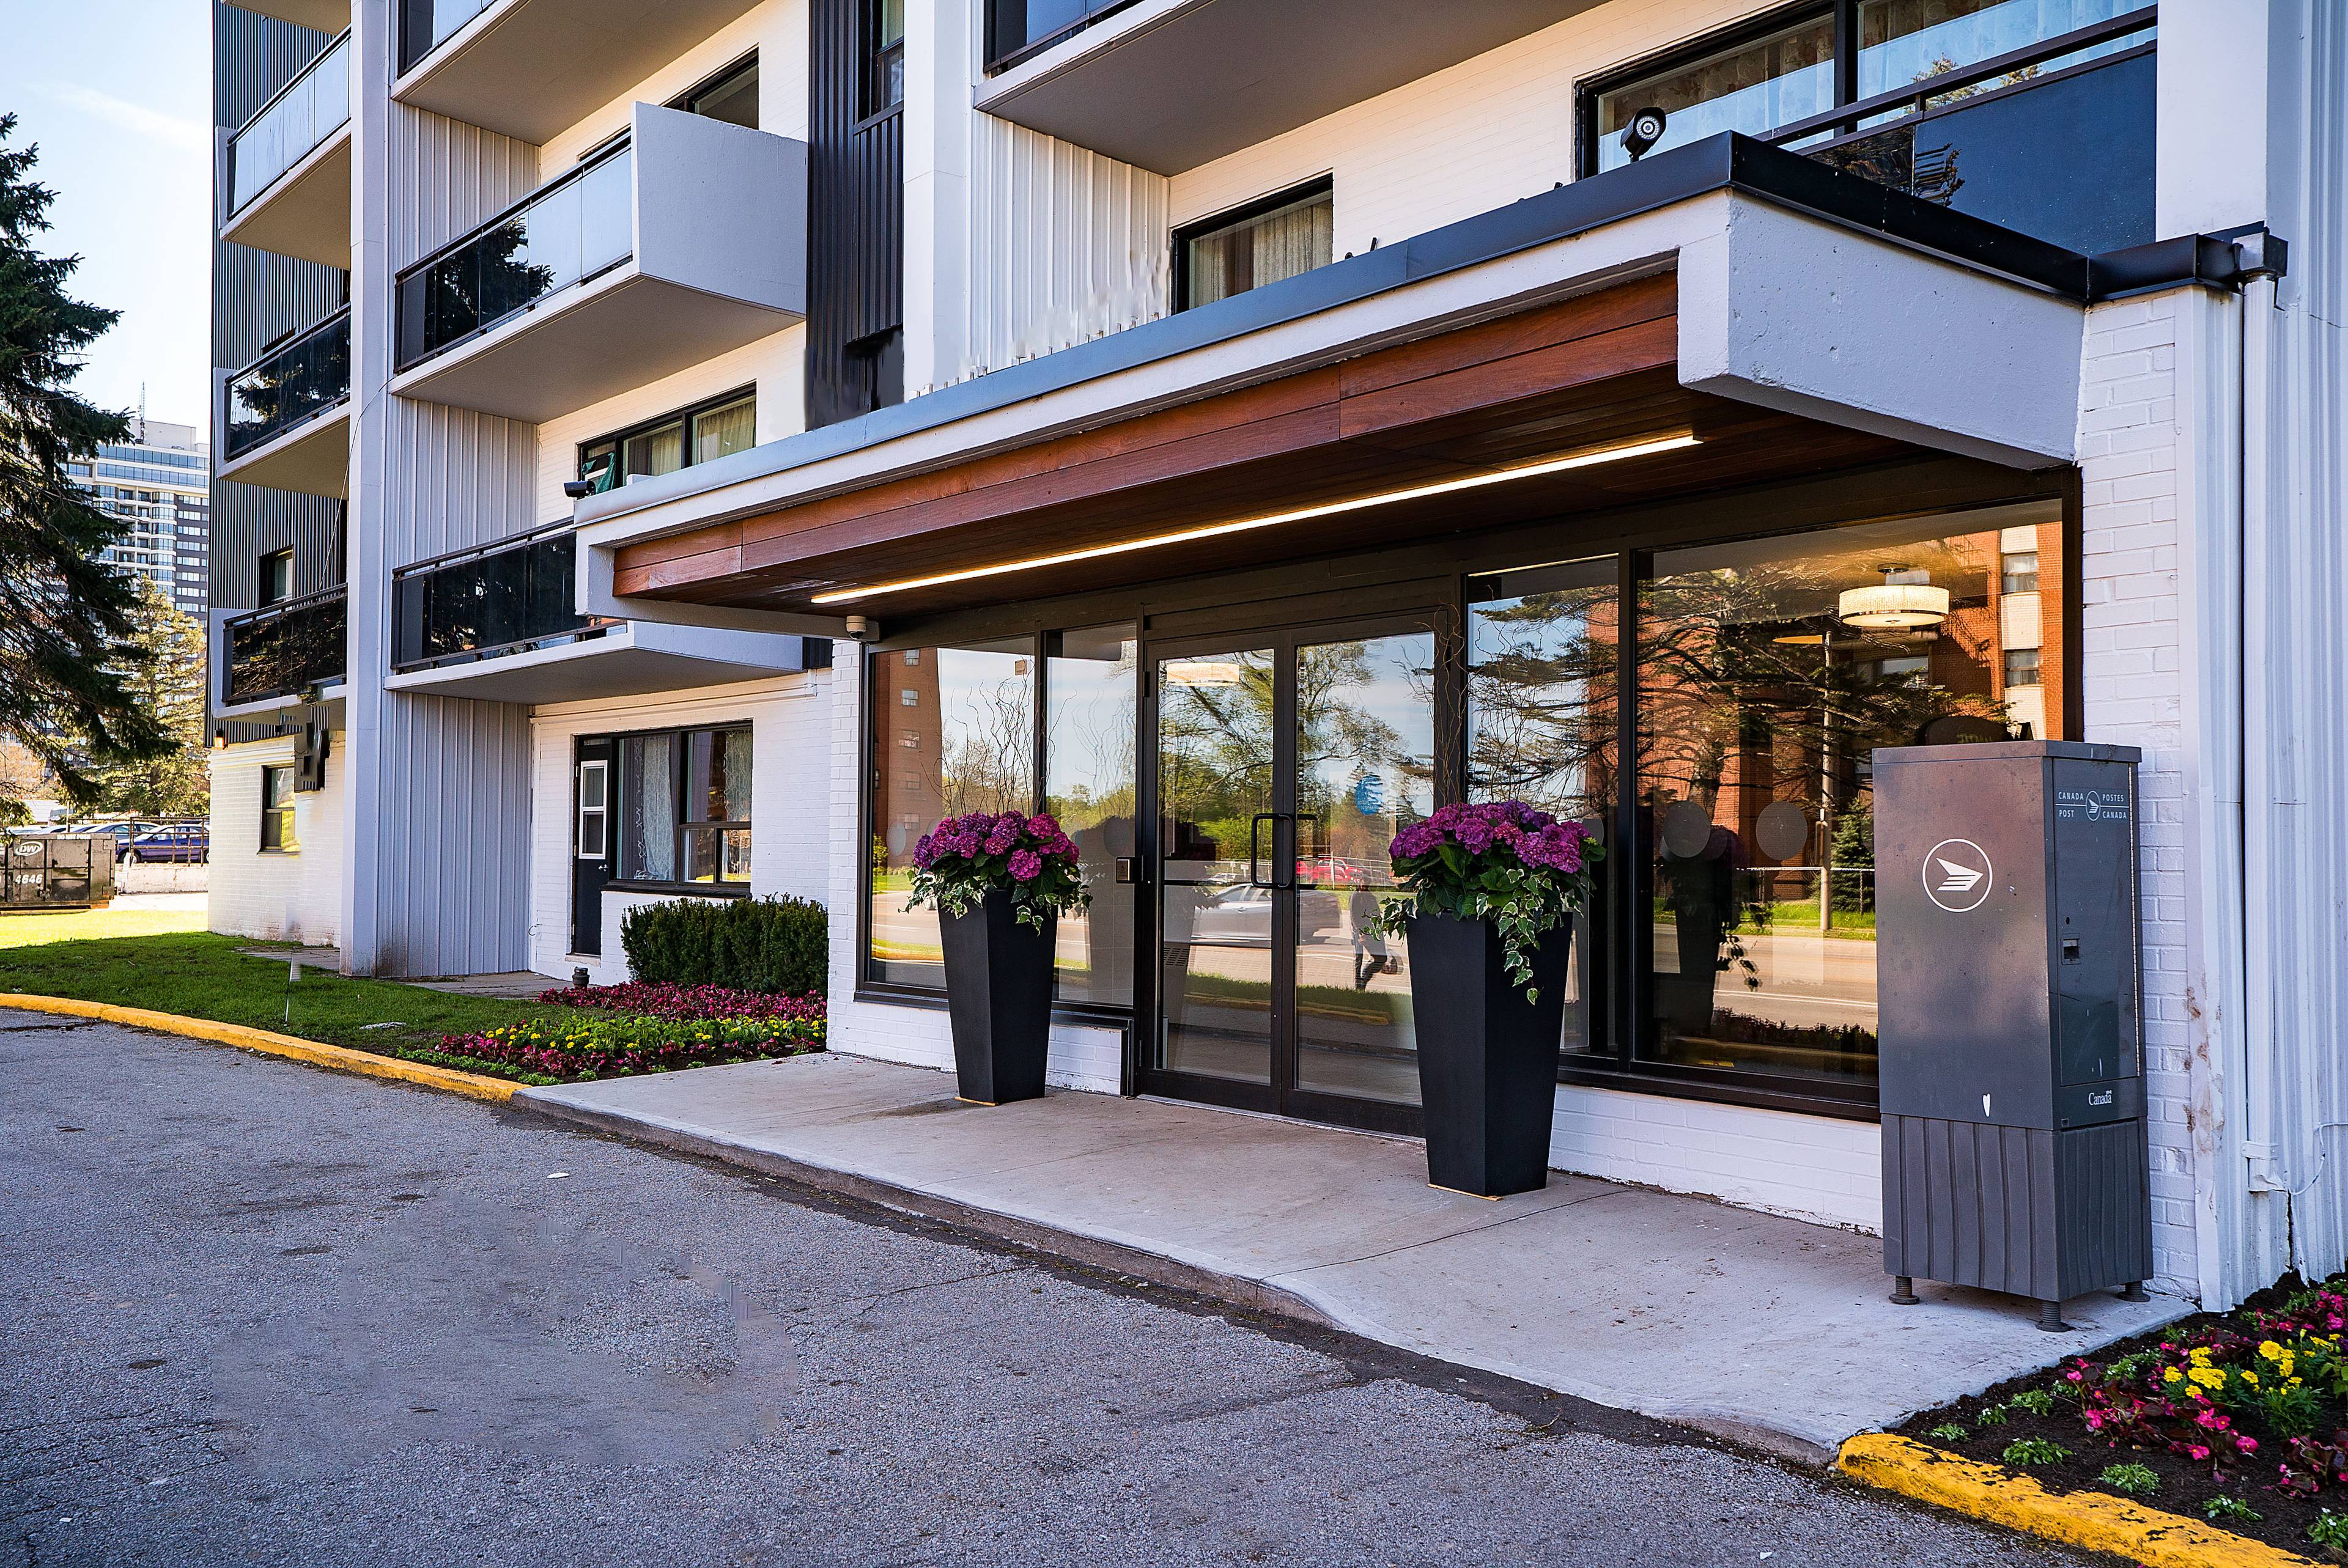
[407,986,825,1084]
[1901,1272,2348,1559]
[533,980,824,1023]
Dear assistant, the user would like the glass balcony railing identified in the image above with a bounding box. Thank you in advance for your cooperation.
[224,309,350,460]
[985,0,1138,71]
[393,144,633,372]
[224,587,347,708]
[399,0,498,75]
[391,526,605,671]
[227,30,351,214]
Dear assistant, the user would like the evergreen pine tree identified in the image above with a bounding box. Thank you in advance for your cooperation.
[0,113,171,815]
[92,583,210,819]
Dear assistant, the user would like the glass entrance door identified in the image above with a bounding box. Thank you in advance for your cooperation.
[1144,617,1436,1133]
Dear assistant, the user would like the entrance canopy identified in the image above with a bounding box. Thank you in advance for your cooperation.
[583,139,2117,630]
[611,275,1914,620]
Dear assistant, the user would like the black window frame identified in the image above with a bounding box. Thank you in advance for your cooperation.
[577,386,758,495]
[863,0,906,120]
[1170,175,1335,315]
[1571,0,2157,179]
[602,721,755,897]
[259,764,298,854]
[258,548,294,607]
[672,51,760,127]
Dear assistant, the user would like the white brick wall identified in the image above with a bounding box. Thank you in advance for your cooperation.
[1169,1,1784,245]
[2073,289,2198,1294]
[205,734,343,948]
[525,673,832,984]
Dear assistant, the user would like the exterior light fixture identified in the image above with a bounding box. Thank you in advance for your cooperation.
[1838,567,1950,630]
[212,728,229,749]
[810,433,1702,606]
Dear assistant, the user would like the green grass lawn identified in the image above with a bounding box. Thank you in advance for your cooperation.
[0,932,547,1055]
[0,904,211,947]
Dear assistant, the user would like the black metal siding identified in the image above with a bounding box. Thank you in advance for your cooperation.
[807,0,904,429]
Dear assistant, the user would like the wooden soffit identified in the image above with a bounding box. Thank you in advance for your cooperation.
[612,272,1915,619]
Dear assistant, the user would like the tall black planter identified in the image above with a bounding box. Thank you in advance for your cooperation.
[1406,912,1571,1197]
[938,890,1057,1105]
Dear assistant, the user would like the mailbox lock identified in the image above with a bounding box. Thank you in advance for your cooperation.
[2062,937,2081,963]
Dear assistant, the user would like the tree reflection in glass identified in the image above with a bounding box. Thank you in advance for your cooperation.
[1633,513,2053,1087]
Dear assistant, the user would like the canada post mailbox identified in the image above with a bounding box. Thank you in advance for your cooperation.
[1874,740,2152,1330]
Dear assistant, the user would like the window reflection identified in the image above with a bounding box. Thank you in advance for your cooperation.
[1046,627,1136,1006]
[1634,506,2064,1089]
[1469,558,1619,1064]
[867,639,1036,986]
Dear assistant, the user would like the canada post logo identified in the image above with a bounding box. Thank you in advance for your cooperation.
[1923,837,1994,913]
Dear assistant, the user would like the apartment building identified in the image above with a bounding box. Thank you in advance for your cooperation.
[209,0,2347,1314]
[68,417,212,618]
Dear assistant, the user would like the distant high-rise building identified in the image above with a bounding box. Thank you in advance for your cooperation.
[66,416,211,617]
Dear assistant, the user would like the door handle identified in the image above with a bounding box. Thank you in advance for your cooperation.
[1249,814,1277,888]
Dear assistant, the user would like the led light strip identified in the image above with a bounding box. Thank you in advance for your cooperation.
[808,432,1703,606]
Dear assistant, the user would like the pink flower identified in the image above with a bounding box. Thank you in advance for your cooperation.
[1008,849,1043,882]
[2187,1444,2211,1460]
[2237,1435,2259,1454]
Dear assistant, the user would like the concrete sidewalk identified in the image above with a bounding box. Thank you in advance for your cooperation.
[515,1053,2186,1462]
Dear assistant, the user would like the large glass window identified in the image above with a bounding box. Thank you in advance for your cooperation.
[1593,13,1836,173]
[1630,506,2064,1097]
[616,726,751,889]
[677,56,759,129]
[866,640,1036,986]
[1468,556,1620,1065]
[1178,181,1334,312]
[579,391,756,495]
[1046,626,1137,1007]
[1858,0,2154,101]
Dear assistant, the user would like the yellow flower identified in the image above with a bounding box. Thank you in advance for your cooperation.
[2242,1371,2259,1385]
[2164,1367,2185,1383]
[2260,1340,2287,1361]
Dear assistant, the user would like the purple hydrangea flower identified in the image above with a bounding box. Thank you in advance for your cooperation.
[1008,848,1044,881]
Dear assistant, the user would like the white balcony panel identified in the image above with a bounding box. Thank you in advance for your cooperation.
[218,405,350,498]
[222,122,352,269]
[384,620,814,704]
[389,105,806,422]
[393,0,762,145]
[231,0,349,31]
[976,0,1597,176]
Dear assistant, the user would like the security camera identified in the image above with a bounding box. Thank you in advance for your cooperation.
[843,614,876,642]
[561,479,596,500]
[1621,106,1667,162]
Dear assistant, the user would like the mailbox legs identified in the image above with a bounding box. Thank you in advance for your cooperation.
[1889,1275,1919,1306]
[2037,1300,2069,1333]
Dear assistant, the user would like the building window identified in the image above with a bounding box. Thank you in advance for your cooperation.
[2001,549,2040,593]
[613,726,752,889]
[865,639,1036,987]
[1045,626,1138,1007]
[260,765,298,853]
[674,54,758,128]
[578,390,756,495]
[2003,646,2043,687]
[1576,0,2156,177]
[865,0,904,117]
[1175,179,1334,312]
[576,760,609,859]
[259,548,294,606]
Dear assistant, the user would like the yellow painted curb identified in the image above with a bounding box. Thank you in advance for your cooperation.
[0,992,515,1103]
[1837,1432,2319,1568]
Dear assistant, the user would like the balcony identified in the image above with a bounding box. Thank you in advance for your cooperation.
[388,526,819,702]
[394,0,762,144]
[221,587,348,712]
[388,103,806,422]
[220,308,350,498]
[1760,11,2157,257]
[976,0,1584,175]
[222,29,352,268]
[232,0,348,30]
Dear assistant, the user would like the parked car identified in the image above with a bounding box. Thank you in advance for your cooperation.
[127,823,209,864]
[73,821,160,861]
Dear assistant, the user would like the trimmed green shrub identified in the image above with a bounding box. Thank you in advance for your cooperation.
[620,894,827,996]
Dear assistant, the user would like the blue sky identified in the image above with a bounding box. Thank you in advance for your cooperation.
[2,1,212,433]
